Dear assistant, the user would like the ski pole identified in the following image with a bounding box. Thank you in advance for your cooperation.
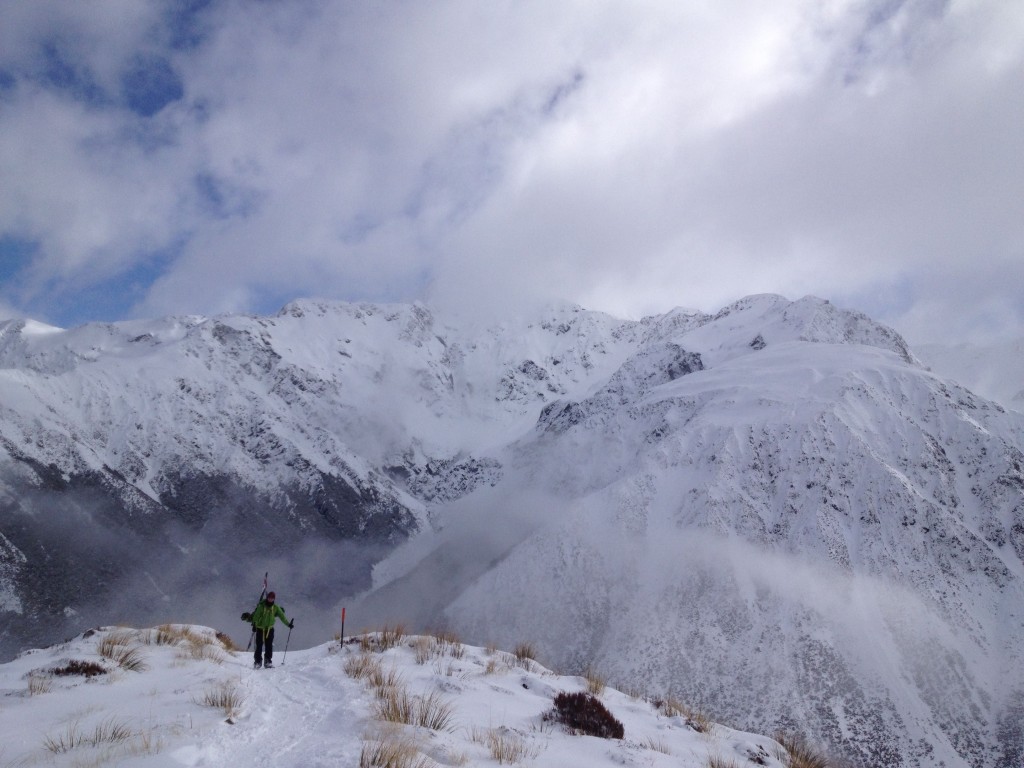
[340,607,346,647]
[282,623,293,665]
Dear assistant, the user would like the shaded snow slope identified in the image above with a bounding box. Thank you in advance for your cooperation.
[0,624,797,768]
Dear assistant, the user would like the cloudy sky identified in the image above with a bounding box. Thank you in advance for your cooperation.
[0,0,1021,344]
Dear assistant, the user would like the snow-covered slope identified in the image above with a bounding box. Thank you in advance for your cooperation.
[1,294,1022,767]
[0,624,798,768]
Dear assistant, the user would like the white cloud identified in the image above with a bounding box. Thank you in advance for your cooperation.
[0,0,1020,342]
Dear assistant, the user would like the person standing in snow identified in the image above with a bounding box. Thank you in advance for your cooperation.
[248,591,293,668]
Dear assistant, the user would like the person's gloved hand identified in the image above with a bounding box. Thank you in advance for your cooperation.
[288,620,295,629]
[241,612,251,622]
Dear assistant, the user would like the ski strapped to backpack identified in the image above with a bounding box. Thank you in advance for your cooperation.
[241,572,268,651]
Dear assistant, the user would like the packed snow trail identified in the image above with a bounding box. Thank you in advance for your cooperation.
[177,647,367,766]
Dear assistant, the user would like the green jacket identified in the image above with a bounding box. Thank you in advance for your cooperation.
[251,599,289,631]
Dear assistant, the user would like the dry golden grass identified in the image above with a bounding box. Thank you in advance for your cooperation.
[643,736,671,755]
[775,733,834,768]
[27,673,53,696]
[512,642,536,668]
[490,729,539,764]
[654,696,713,735]
[199,681,244,718]
[583,666,606,696]
[43,718,134,754]
[412,631,467,664]
[359,728,431,768]
[345,652,383,680]
[97,634,147,672]
[374,684,456,732]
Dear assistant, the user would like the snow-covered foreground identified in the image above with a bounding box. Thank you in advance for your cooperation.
[0,624,800,768]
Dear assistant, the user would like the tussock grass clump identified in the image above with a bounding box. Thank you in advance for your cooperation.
[360,728,431,768]
[653,696,713,734]
[374,685,456,732]
[27,673,53,695]
[477,727,539,765]
[775,733,834,768]
[582,666,606,696]
[358,624,408,653]
[369,665,405,698]
[413,636,433,665]
[142,624,226,663]
[433,629,465,659]
[544,691,624,740]
[512,642,536,668]
[345,652,383,680]
[215,630,240,651]
[412,631,467,665]
[43,718,134,754]
[644,736,671,755]
[707,755,740,768]
[97,634,146,672]
[199,681,244,718]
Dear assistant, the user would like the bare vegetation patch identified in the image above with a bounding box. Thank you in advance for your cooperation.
[653,696,714,735]
[483,727,540,764]
[583,666,606,696]
[369,665,405,698]
[215,630,240,651]
[412,631,467,665]
[97,634,147,672]
[512,642,537,669]
[643,735,671,754]
[357,624,408,653]
[374,684,456,732]
[544,691,624,739]
[27,673,53,696]
[43,718,134,754]
[360,728,432,768]
[199,681,244,718]
[775,733,834,768]
[345,652,383,681]
[48,659,107,678]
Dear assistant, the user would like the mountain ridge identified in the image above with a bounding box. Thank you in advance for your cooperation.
[1,294,1021,767]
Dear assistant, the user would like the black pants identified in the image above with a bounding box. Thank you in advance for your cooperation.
[254,627,275,664]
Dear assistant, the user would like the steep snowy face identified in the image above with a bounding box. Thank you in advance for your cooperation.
[1,294,1020,768]
[374,300,1024,768]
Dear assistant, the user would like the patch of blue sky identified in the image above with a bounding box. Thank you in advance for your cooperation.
[194,174,263,219]
[122,55,184,117]
[40,40,110,108]
[33,248,179,328]
[164,0,217,51]
[0,69,14,94]
[0,235,38,283]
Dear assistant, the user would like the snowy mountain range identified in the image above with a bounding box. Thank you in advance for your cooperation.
[1,294,1022,767]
